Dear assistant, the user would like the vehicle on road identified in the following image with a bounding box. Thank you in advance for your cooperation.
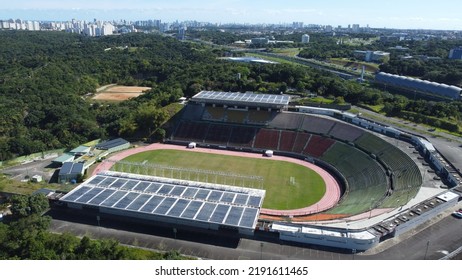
[452,211,462,219]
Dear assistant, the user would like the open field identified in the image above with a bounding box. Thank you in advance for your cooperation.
[113,149,326,210]
[92,85,151,101]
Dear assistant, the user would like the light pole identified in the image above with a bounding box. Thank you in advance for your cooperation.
[424,240,430,260]
[260,242,263,260]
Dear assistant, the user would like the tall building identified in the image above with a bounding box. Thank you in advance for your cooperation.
[292,21,304,29]
[301,34,310,44]
[449,47,462,60]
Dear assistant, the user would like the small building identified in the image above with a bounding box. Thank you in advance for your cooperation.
[70,145,91,156]
[52,153,75,166]
[353,50,390,63]
[449,47,462,60]
[95,138,130,154]
[59,162,85,183]
[301,34,310,44]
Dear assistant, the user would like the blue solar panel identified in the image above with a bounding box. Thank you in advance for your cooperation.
[209,204,230,223]
[180,201,203,219]
[76,187,104,203]
[62,186,92,202]
[153,197,177,215]
[182,187,198,198]
[87,189,116,205]
[170,186,186,196]
[224,206,244,226]
[220,192,235,203]
[100,191,127,207]
[126,194,152,211]
[87,176,105,185]
[140,196,164,213]
[248,196,262,207]
[157,184,174,195]
[133,182,150,192]
[239,208,258,228]
[111,179,128,189]
[113,192,140,209]
[121,180,138,190]
[233,194,249,205]
[195,203,217,221]
[208,191,223,202]
[195,189,210,200]
[167,199,190,217]
[99,177,117,187]
[145,183,162,193]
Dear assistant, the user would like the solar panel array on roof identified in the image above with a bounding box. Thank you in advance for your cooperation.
[59,162,84,175]
[191,91,290,107]
[95,138,129,150]
[60,172,265,230]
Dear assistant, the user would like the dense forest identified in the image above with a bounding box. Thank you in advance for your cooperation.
[1,30,461,162]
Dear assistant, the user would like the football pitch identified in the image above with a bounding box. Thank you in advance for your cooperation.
[113,149,326,210]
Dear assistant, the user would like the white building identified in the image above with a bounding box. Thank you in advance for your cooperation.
[301,34,310,44]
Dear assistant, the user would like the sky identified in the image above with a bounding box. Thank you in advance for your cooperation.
[1,0,461,30]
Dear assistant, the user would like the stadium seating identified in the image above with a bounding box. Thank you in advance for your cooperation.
[225,110,248,124]
[292,132,311,154]
[202,106,225,122]
[300,115,336,135]
[268,112,305,130]
[321,142,389,215]
[204,124,232,145]
[328,122,365,142]
[228,126,257,147]
[278,131,297,152]
[247,110,273,125]
[303,135,335,158]
[254,129,280,150]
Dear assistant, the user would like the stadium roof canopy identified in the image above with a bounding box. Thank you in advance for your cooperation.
[60,171,265,231]
[191,91,290,109]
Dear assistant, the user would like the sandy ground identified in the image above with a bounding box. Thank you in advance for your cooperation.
[92,85,151,101]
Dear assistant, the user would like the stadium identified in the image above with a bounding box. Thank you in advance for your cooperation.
[59,91,461,252]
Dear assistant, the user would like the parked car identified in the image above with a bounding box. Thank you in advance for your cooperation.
[452,211,462,219]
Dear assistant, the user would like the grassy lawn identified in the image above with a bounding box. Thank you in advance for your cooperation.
[114,150,326,210]
[270,48,301,56]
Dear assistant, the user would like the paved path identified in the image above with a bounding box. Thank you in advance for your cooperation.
[92,143,342,216]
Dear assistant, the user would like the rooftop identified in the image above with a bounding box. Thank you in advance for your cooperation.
[191,91,290,108]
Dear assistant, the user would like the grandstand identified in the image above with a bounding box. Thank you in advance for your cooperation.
[167,91,424,220]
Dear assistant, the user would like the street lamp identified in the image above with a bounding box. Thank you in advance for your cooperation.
[260,242,263,260]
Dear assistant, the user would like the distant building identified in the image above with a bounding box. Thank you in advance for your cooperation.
[95,138,130,154]
[301,34,310,44]
[354,50,390,63]
[449,47,462,60]
[292,21,304,29]
[251,37,270,45]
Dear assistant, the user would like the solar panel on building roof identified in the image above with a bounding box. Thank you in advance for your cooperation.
[126,194,152,211]
[95,138,129,150]
[60,172,265,230]
[192,91,290,106]
[209,204,230,223]
[59,162,73,175]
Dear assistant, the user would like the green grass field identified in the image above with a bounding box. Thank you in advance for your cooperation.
[113,150,326,210]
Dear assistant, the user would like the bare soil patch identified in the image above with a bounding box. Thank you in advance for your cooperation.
[92,85,151,101]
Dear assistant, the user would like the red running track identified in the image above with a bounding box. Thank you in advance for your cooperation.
[92,143,342,217]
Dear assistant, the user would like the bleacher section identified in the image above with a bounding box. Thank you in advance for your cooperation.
[204,124,232,145]
[225,110,248,124]
[268,112,304,130]
[321,142,389,215]
[279,131,297,152]
[254,129,280,150]
[300,115,335,135]
[303,135,335,158]
[180,103,204,121]
[202,107,225,122]
[228,126,256,147]
[328,122,364,142]
[354,134,422,191]
[292,132,311,154]
[248,110,273,125]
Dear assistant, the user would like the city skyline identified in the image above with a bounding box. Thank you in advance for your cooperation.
[1,0,461,30]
